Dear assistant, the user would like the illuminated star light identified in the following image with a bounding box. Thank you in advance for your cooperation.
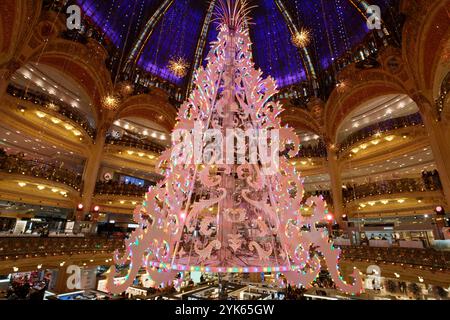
[168,57,190,78]
[292,28,311,48]
[102,95,120,110]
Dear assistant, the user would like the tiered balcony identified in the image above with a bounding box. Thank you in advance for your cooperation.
[0,153,82,191]
[94,181,147,197]
[7,84,96,139]
[343,177,442,203]
[338,113,423,155]
[106,134,166,155]
[0,236,123,262]
[340,246,450,271]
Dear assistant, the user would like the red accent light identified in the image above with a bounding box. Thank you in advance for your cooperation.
[326,214,334,222]
[93,206,100,212]
[180,212,186,220]
[436,206,443,213]
[77,204,84,210]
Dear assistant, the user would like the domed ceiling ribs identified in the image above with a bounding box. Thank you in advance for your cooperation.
[123,0,175,74]
[186,0,218,96]
[274,0,318,90]
[346,0,388,35]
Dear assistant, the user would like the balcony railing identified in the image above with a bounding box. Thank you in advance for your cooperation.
[343,176,442,203]
[106,134,166,154]
[338,113,423,154]
[7,85,96,139]
[95,181,148,197]
[340,246,450,270]
[0,236,124,261]
[0,154,82,191]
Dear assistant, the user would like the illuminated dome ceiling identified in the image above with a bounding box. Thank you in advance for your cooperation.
[77,0,396,88]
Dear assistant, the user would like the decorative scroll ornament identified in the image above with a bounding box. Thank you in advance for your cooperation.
[106,0,363,296]
[194,240,222,262]
[224,208,247,223]
[200,217,216,236]
[228,234,243,252]
[249,241,273,261]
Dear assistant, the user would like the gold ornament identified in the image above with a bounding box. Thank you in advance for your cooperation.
[168,57,190,78]
[292,28,311,48]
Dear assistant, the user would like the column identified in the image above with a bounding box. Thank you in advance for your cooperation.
[0,60,21,100]
[327,147,345,227]
[78,127,107,221]
[421,109,450,207]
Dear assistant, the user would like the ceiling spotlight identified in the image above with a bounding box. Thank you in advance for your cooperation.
[51,117,61,124]
[292,28,311,48]
[37,185,45,190]
[36,111,46,118]
[18,182,27,187]
[64,124,74,130]
[371,139,380,145]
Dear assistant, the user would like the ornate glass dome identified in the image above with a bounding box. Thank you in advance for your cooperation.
[77,0,398,88]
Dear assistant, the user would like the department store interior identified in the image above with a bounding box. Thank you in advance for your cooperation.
[0,0,449,301]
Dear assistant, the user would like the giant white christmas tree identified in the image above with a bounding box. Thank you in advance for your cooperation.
[107,0,363,295]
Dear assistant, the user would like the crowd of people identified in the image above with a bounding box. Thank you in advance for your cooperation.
[298,141,328,158]
[421,170,442,190]
[0,149,82,190]
[4,274,50,300]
